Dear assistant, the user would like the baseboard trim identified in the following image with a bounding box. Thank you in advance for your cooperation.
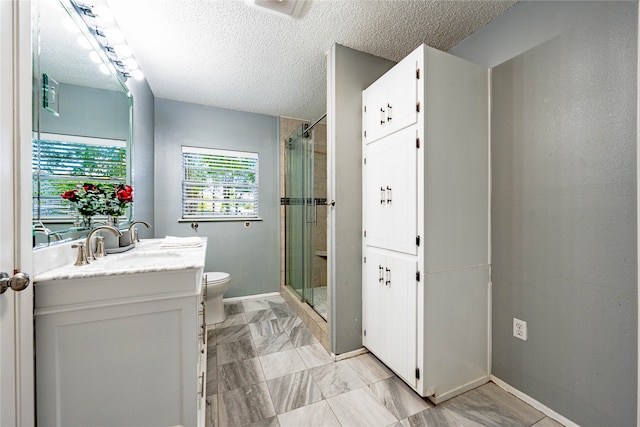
[331,347,369,361]
[490,375,578,427]
[429,375,490,405]
[223,292,281,303]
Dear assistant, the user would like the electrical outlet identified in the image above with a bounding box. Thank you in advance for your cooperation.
[513,318,527,341]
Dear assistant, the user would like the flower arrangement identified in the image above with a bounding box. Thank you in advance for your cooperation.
[61,183,133,218]
[61,183,105,217]
[103,184,134,217]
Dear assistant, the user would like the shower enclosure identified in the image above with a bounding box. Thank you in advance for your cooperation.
[283,116,328,320]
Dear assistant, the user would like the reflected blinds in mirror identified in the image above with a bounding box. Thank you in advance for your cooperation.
[33,134,127,219]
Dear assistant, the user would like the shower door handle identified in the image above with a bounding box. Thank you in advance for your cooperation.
[313,199,318,226]
[306,199,318,226]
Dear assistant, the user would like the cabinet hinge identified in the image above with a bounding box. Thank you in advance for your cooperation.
[416,271,420,282]
[416,235,421,246]
[364,230,367,238]
[416,368,420,379]
[416,137,420,148]
[364,157,367,165]
[364,105,367,113]
[416,101,421,112]
[364,130,367,138]
[416,68,420,79]
[364,329,367,337]
[364,256,367,263]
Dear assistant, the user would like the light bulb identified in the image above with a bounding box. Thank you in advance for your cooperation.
[104,28,125,44]
[131,69,144,80]
[77,35,92,49]
[124,58,138,70]
[114,44,132,58]
[63,18,81,33]
[99,63,110,75]
[93,5,114,24]
[89,51,102,64]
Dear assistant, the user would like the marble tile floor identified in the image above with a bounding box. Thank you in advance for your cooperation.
[205,295,565,427]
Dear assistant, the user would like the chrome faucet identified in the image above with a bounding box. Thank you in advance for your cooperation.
[128,221,151,243]
[85,225,122,261]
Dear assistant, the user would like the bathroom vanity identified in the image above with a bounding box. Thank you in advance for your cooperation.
[34,238,207,427]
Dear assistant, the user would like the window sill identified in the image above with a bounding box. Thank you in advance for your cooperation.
[178,218,263,223]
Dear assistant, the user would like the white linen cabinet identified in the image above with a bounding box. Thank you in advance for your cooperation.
[362,44,490,404]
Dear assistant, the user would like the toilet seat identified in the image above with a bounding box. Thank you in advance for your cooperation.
[205,272,230,285]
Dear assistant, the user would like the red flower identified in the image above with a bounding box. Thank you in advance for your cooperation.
[116,185,133,203]
[61,189,78,201]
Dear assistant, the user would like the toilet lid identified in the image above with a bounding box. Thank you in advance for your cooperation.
[205,271,230,284]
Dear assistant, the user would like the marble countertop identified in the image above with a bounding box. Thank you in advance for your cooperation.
[35,237,207,282]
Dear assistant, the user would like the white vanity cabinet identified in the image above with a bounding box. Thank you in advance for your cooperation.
[362,44,490,403]
[34,240,207,427]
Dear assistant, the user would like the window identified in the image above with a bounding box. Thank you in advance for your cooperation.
[32,133,127,220]
[181,146,259,218]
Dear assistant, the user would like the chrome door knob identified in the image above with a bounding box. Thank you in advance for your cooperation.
[0,272,30,294]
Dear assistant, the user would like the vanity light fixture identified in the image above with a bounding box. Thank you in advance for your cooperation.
[245,0,306,18]
[67,0,144,81]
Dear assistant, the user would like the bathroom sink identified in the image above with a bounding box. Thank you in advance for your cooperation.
[118,250,182,261]
[98,249,183,269]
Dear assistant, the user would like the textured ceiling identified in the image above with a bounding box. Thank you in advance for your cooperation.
[106,0,517,121]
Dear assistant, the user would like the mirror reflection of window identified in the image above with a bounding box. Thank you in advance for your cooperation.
[32,0,132,247]
[32,133,127,219]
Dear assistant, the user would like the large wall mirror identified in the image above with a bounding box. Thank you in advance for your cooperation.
[33,0,133,248]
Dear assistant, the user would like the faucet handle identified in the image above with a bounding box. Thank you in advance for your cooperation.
[94,236,106,258]
[72,242,89,266]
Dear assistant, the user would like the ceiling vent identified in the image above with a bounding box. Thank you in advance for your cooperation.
[245,0,305,18]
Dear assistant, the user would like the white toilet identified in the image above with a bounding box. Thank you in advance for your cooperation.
[204,272,231,324]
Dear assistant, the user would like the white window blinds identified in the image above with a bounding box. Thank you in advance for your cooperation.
[32,134,127,219]
[181,146,259,218]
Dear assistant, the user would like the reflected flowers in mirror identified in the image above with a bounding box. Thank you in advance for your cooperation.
[61,183,104,217]
[103,184,134,217]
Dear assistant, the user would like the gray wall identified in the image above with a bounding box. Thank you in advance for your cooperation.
[451,2,637,426]
[327,44,394,354]
[126,78,155,238]
[154,99,280,298]
[39,83,129,140]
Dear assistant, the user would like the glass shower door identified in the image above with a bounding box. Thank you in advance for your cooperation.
[285,125,314,304]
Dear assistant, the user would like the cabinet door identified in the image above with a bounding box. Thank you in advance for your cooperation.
[362,249,387,362]
[363,52,419,144]
[383,254,418,386]
[383,55,419,137]
[364,126,418,255]
[362,248,418,386]
[363,79,389,144]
